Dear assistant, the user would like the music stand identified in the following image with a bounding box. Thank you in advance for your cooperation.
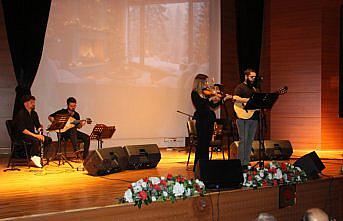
[47,114,74,169]
[244,92,279,168]
[90,124,116,149]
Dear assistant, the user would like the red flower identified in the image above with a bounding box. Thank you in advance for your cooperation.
[143,177,148,182]
[176,176,185,183]
[273,180,278,187]
[195,184,201,192]
[262,180,268,187]
[160,180,167,186]
[253,171,257,175]
[167,174,173,180]
[281,163,287,171]
[153,184,161,191]
[138,191,148,200]
[248,175,253,181]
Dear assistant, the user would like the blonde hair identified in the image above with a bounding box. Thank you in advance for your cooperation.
[193,74,208,94]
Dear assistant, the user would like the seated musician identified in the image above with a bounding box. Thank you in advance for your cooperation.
[48,97,90,159]
[14,95,52,168]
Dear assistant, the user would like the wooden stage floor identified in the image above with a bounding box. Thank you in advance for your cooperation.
[0,148,342,221]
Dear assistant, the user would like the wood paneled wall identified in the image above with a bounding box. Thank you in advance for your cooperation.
[268,0,322,150]
[321,0,343,150]
[0,2,16,151]
[267,0,343,151]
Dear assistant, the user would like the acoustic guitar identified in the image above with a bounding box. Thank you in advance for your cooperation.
[234,86,288,120]
[49,117,92,133]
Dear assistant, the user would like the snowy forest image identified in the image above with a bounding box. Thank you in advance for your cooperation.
[42,0,211,88]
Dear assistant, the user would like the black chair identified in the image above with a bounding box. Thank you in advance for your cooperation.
[4,120,31,171]
[186,119,226,167]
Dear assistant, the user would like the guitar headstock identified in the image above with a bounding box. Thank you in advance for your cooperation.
[278,86,288,95]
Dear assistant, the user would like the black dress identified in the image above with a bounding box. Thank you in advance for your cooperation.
[191,90,221,169]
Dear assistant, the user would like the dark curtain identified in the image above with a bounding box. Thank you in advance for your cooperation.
[2,0,51,117]
[340,5,343,118]
[235,0,264,82]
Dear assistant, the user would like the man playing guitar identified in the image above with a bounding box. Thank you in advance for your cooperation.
[233,69,259,169]
[48,97,90,159]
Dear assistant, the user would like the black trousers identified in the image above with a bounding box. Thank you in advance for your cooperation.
[194,117,214,170]
[22,135,52,157]
[62,127,90,159]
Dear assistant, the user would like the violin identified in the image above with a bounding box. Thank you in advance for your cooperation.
[202,84,233,101]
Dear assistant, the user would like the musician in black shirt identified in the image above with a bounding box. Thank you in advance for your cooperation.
[14,95,52,168]
[48,97,90,159]
[191,74,231,171]
[233,69,259,168]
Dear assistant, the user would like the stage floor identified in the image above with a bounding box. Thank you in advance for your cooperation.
[0,148,342,220]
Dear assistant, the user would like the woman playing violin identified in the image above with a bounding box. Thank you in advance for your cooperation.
[191,74,231,172]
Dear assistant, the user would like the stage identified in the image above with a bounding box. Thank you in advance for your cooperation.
[0,148,342,221]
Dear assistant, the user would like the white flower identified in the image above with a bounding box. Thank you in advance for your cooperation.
[269,162,276,168]
[137,179,147,187]
[275,169,283,179]
[195,179,205,189]
[173,182,185,197]
[243,173,247,185]
[161,176,166,180]
[151,196,157,202]
[133,185,142,193]
[149,177,161,185]
[283,174,288,182]
[185,188,191,197]
[247,166,251,170]
[163,191,168,197]
[188,180,192,185]
[259,170,265,178]
[295,167,302,171]
[255,175,262,182]
[296,176,301,182]
[124,189,133,203]
[267,173,273,180]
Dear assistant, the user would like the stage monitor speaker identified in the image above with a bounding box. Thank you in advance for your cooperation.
[294,151,325,179]
[230,140,293,160]
[195,159,243,189]
[123,144,161,169]
[83,147,128,176]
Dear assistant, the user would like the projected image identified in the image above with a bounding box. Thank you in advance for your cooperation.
[44,0,210,88]
[34,0,219,143]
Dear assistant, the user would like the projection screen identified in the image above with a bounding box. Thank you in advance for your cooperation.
[32,0,221,147]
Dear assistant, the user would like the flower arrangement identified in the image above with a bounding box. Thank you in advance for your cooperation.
[243,161,308,188]
[122,174,206,208]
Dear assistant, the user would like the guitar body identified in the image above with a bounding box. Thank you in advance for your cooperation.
[58,117,78,133]
[233,102,258,120]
